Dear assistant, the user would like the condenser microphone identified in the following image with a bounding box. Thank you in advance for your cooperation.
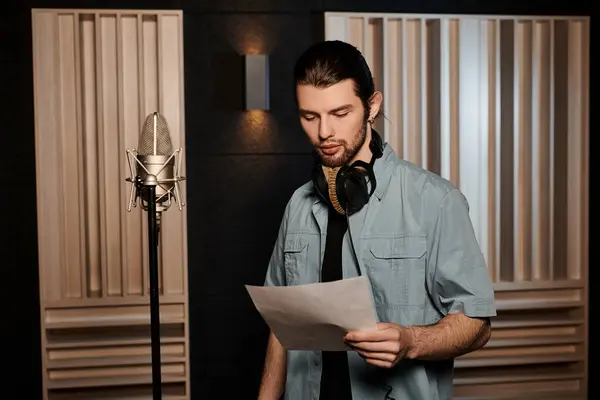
[126,112,185,229]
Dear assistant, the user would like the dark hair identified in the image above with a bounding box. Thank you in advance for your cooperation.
[293,40,376,118]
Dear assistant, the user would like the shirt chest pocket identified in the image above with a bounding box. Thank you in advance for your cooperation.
[283,235,309,285]
[363,235,427,307]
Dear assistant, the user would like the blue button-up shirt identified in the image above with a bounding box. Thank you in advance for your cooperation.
[264,143,497,400]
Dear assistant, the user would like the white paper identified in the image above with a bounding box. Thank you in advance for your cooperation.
[245,276,378,351]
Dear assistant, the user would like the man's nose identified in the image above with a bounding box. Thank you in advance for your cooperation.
[318,117,333,140]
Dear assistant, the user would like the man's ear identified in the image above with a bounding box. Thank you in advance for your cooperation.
[369,91,383,120]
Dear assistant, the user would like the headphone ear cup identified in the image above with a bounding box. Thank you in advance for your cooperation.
[337,166,370,215]
[312,147,378,215]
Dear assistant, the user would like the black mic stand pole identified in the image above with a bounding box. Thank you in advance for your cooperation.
[141,174,162,400]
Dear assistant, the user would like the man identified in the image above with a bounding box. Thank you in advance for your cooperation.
[258,40,496,400]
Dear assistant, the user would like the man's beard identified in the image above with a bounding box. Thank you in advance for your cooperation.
[315,119,368,168]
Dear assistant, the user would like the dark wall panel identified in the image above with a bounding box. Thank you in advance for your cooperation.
[182,8,324,397]
[183,12,319,155]
[187,154,314,397]
[185,0,321,12]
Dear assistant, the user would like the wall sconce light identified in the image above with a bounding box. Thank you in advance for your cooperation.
[244,54,270,111]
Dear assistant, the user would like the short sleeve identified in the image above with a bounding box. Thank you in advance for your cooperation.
[263,201,291,287]
[427,189,497,318]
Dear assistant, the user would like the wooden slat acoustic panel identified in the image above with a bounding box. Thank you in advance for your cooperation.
[325,12,589,399]
[31,9,189,400]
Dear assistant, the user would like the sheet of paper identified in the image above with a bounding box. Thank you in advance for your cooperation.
[245,276,378,351]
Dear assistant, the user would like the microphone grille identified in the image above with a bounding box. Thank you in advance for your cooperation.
[138,112,174,156]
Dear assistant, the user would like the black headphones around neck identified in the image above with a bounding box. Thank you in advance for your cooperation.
[312,130,384,216]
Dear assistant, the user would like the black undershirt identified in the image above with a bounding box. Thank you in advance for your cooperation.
[319,210,353,400]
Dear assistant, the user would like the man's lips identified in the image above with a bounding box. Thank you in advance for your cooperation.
[320,145,341,155]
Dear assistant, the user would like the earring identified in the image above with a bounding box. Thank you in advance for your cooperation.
[368,118,374,125]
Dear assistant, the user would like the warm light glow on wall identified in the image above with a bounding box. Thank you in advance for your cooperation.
[236,110,275,151]
[246,109,269,125]
[243,45,262,55]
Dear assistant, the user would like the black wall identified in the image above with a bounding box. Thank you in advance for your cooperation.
[1,1,591,399]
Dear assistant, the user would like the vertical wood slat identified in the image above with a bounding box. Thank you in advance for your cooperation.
[348,17,363,52]
[121,15,143,296]
[99,14,122,296]
[73,11,88,298]
[401,19,409,161]
[448,20,460,187]
[425,19,441,176]
[476,19,490,275]
[440,18,450,182]
[566,20,585,281]
[386,19,403,157]
[33,12,63,302]
[552,20,569,281]
[116,13,128,297]
[486,20,499,282]
[94,13,109,297]
[141,14,159,294]
[493,19,503,283]
[499,19,515,282]
[457,18,483,251]
[531,21,552,281]
[549,20,555,281]
[159,14,187,295]
[514,21,533,282]
[420,19,428,170]
[156,14,164,293]
[53,13,67,302]
[405,19,422,166]
[31,9,189,399]
[81,14,101,297]
[367,18,384,134]
[325,12,589,399]
[137,13,148,295]
[58,14,83,299]
[381,17,390,143]
[361,17,371,110]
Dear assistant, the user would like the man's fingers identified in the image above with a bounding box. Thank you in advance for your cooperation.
[354,349,397,363]
[345,327,400,342]
[365,358,395,369]
[346,340,401,353]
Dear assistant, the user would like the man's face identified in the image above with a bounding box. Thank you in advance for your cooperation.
[296,79,368,168]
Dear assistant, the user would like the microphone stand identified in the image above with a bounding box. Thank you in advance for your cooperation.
[141,174,162,400]
[126,143,186,400]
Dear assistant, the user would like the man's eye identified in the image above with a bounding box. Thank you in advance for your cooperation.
[334,113,349,118]
[303,115,316,121]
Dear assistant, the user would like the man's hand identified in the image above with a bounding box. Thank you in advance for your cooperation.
[344,313,492,368]
[344,322,412,369]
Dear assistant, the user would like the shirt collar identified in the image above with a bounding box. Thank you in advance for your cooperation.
[372,142,394,201]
